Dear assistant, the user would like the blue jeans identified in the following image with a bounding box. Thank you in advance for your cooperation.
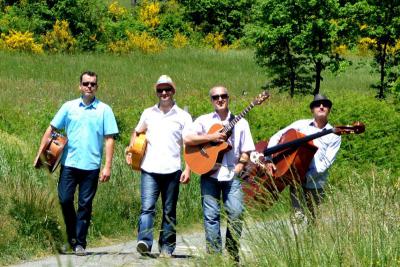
[58,165,99,249]
[200,175,244,262]
[138,170,181,253]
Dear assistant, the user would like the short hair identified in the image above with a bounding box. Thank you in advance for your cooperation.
[209,85,228,97]
[80,71,97,83]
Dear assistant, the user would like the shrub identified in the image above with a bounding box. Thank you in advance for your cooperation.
[172,31,188,48]
[139,0,161,29]
[108,31,164,54]
[42,20,76,53]
[1,30,43,53]
[204,32,228,51]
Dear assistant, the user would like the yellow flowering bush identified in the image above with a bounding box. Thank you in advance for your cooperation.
[333,44,348,56]
[204,32,228,51]
[108,0,128,20]
[107,40,129,54]
[108,31,164,54]
[139,0,160,29]
[172,32,188,48]
[42,20,76,53]
[357,37,376,56]
[126,31,164,53]
[1,30,43,53]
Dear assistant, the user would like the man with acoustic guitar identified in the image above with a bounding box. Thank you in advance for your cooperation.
[266,94,341,223]
[125,75,192,258]
[183,86,255,263]
[34,71,119,256]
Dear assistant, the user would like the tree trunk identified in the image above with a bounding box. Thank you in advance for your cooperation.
[378,42,387,99]
[286,43,295,98]
[314,59,322,95]
[131,0,137,7]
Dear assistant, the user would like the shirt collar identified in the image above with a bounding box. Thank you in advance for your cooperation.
[309,119,332,130]
[153,102,177,114]
[212,111,232,122]
[79,97,98,109]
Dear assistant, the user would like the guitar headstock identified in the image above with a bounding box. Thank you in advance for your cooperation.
[333,121,365,135]
[252,90,270,105]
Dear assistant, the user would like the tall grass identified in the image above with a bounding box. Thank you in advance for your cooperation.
[0,48,399,265]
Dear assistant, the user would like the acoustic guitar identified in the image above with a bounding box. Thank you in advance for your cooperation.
[34,130,67,173]
[126,133,147,171]
[184,91,270,175]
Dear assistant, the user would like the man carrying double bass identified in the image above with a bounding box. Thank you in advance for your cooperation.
[266,94,341,223]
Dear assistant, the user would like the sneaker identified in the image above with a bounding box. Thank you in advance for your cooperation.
[159,250,173,258]
[137,240,150,256]
[74,245,87,256]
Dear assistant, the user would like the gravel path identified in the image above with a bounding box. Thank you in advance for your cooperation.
[11,218,296,267]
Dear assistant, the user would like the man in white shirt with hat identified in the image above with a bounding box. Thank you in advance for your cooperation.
[125,75,192,258]
[266,94,341,222]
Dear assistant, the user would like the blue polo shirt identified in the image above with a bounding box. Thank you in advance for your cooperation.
[51,97,119,170]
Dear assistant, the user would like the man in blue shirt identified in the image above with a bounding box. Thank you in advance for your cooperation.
[34,71,119,256]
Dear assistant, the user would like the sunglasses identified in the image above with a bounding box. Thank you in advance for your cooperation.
[81,82,97,87]
[211,94,229,100]
[156,87,173,94]
[312,101,331,108]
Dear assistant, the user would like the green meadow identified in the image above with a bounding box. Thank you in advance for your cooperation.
[0,49,399,265]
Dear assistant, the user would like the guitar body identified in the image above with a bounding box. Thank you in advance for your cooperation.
[184,123,231,175]
[34,131,67,173]
[128,133,147,171]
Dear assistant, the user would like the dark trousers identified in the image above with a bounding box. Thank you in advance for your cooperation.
[290,184,325,220]
[58,165,99,249]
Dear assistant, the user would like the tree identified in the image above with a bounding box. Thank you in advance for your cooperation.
[179,0,255,44]
[247,0,344,96]
[344,0,400,98]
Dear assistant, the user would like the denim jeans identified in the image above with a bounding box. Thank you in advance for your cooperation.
[138,170,181,253]
[200,175,244,262]
[58,165,99,249]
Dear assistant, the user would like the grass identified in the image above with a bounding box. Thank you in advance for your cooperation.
[0,48,399,265]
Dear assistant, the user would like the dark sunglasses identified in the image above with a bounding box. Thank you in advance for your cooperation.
[81,82,97,87]
[312,100,331,108]
[211,94,229,100]
[156,87,173,94]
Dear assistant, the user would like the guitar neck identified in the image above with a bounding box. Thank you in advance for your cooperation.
[222,102,255,134]
[264,128,334,156]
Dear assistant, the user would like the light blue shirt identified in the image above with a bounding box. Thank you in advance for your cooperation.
[267,119,341,189]
[51,97,119,170]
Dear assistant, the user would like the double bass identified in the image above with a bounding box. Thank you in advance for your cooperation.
[242,122,365,204]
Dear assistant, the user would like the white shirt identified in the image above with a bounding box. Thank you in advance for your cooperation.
[136,104,192,174]
[267,119,341,189]
[184,111,255,181]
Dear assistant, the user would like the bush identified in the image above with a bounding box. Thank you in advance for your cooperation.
[42,20,76,53]
[0,30,43,53]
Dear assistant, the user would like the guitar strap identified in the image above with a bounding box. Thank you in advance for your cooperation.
[226,113,235,139]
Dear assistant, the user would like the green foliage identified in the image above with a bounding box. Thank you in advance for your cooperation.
[0,49,399,264]
[179,0,255,44]
[343,0,400,98]
[247,0,346,97]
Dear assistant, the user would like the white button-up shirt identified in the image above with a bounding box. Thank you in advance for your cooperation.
[184,111,255,181]
[267,119,341,189]
[136,104,192,174]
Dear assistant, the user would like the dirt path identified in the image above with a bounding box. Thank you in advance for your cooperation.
[11,219,295,267]
[11,231,207,267]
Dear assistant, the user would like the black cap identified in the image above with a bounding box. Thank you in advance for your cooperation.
[309,94,332,109]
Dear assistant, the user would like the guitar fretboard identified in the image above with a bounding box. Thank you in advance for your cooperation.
[221,102,256,134]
